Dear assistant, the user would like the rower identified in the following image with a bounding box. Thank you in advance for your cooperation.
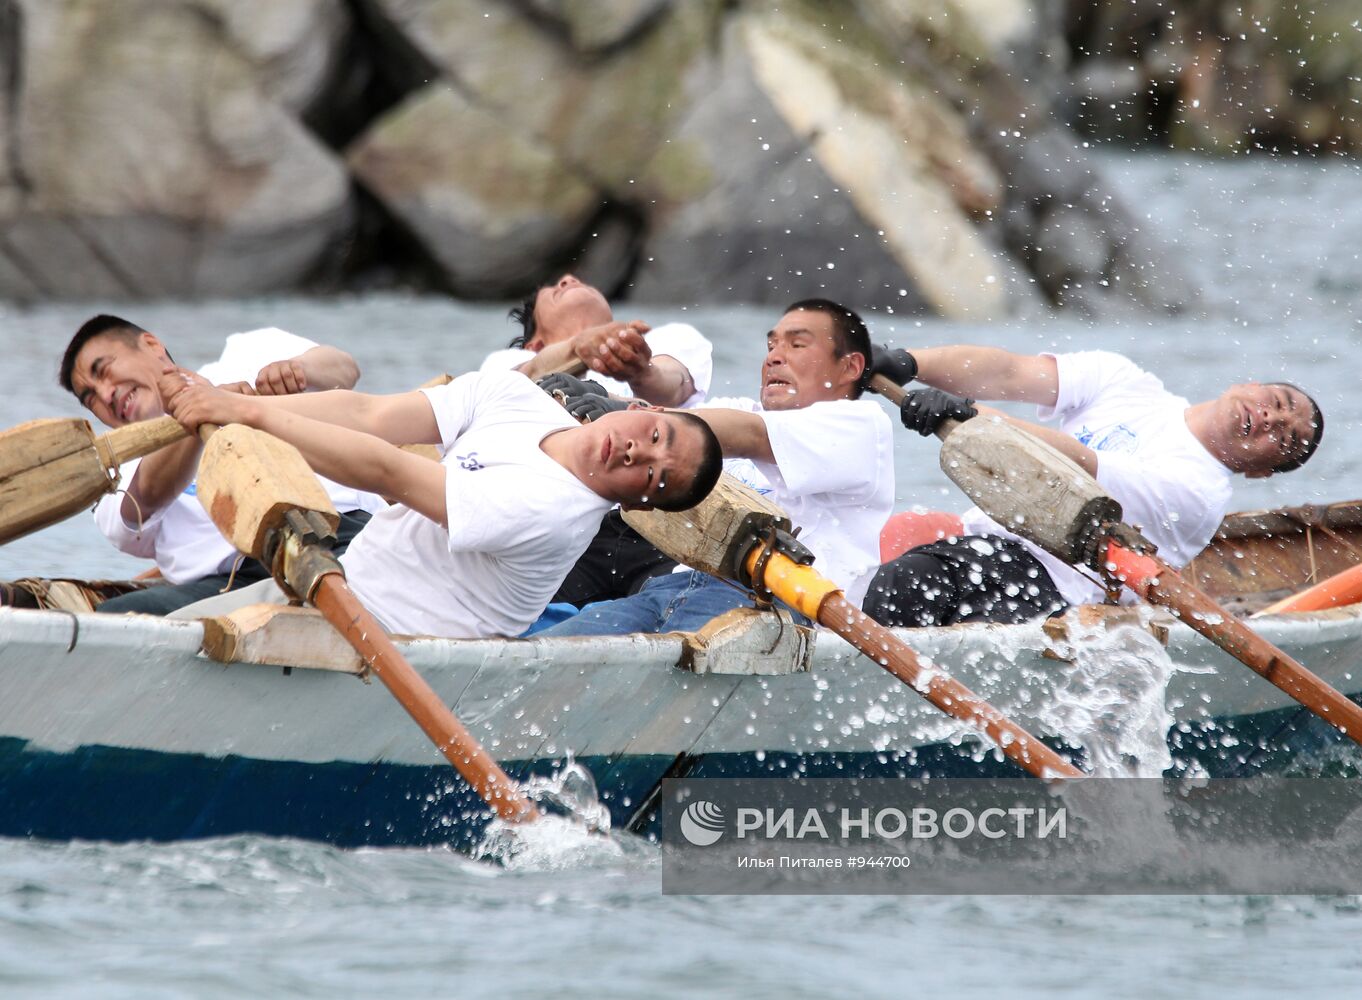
[58,315,383,615]
[161,369,723,639]
[484,273,712,408]
[863,346,1324,627]
[483,273,716,608]
[535,298,895,636]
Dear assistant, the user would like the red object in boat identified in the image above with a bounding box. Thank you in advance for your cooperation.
[879,510,965,562]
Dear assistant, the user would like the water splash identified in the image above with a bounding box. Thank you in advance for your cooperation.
[1041,611,1186,777]
[472,757,650,870]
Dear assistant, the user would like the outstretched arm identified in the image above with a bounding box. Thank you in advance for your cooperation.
[162,375,441,448]
[626,355,696,408]
[164,381,449,526]
[688,408,775,464]
[255,345,361,395]
[910,346,1060,407]
[514,322,695,405]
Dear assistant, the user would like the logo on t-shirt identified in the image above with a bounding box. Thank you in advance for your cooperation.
[724,458,773,495]
[1075,424,1137,454]
[455,452,484,472]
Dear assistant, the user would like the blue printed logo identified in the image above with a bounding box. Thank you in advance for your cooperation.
[456,452,484,472]
[1074,424,1137,455]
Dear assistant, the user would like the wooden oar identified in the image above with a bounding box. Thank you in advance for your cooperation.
[0,415,187,544]
[624,477,1083,781]
[1,374,468,548]
[192,422,538,824]
[867,373,1362,747]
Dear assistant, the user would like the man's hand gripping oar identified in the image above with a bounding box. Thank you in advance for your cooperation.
[868,373,1362,749]
[539,375,1083,782]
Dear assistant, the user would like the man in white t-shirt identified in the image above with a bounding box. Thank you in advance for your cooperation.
[160,369,724,639]
[536,298,895,637]
[484,273,716,606]
[58,314,382,615]
[482,273,713,408]
[863,345,1324,626]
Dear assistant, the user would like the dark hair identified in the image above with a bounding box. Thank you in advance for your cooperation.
[1269,382,1324,474]
[60,314,148,394]
[653,411,724,512]
[783,297,872,398]
[507,288,542,349]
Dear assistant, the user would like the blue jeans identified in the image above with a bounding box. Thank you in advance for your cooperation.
[537,570,809,637]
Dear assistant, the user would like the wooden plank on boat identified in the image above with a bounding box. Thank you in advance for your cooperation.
[682,608,814,675]
[1213,500,1362,540]
[200,604,365,674]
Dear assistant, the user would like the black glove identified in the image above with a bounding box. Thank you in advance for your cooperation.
[565,393,633,423]
[899,387,977,437]
[537,372,607,400]
[869,344,918,386]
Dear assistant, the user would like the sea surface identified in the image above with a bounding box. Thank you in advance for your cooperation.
[1,151,1361,997]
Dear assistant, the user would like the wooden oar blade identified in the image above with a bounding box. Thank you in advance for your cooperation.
[0,418,114,544]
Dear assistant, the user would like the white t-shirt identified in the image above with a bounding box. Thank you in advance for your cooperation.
[698,396,895,607]
[340,370,614,638]
[94,329,384,584]
[959,351,1233,606]
[480,322,713,407]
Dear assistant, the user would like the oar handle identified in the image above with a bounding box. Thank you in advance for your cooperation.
[1106,540,1362,744]
[96,415,190,468]
[867,374,963,440]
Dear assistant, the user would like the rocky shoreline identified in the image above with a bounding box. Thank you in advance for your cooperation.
[0,1,1352,314]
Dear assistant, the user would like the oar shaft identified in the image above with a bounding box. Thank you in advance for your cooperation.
[869,374,963,442]
[1105,541,1362,744]
[869,374,907,406]
[743,547,1083,780]
[311,575,538,823]
[99,415,190,465]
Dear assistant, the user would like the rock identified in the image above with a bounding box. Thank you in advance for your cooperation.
[1033,202,1109,289]
[630,10,1024,317]
[524,0,672,53]
[347,84,601,297]
[0,0,351,300]
[198,0,350,116]
[367,0,717,193]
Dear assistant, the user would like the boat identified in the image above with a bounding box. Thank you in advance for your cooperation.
[2,499,1360,851]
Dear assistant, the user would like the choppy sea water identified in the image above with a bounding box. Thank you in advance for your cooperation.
[1,151,1361,997]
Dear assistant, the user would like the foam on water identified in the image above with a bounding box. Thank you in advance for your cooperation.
[1040,611,1190,777]
[473,758,654,871]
